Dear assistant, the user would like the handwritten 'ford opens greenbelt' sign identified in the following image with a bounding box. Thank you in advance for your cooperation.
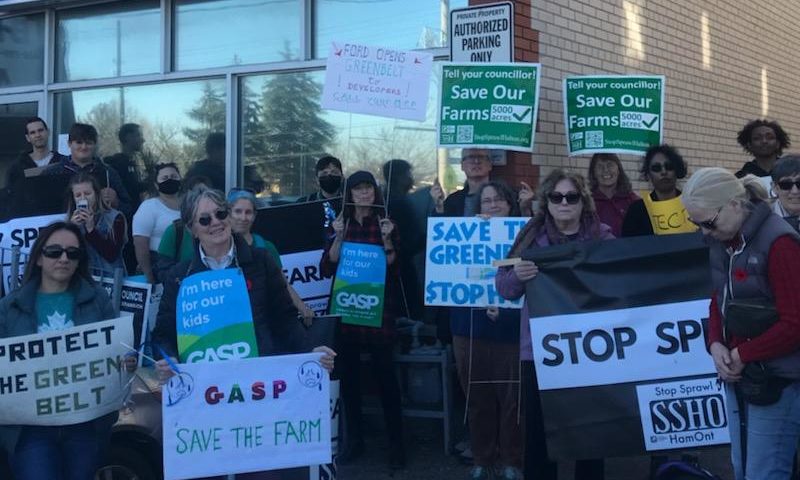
[563,75,665,156]
[438,62,541,152]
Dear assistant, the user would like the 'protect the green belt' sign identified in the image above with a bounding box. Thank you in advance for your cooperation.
[438,62,541,152]
[563,75,665,155]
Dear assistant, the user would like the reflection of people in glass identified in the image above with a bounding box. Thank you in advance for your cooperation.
[297,155,343,207]
[0,222,119,480]
[133,163,182,283]
[6,116,65,189]
[770,156,800,231]
[67,172,127,277]
[735,119,790,178]
[452,181,523,480]
[105,123,147,207]
[320,171,405,469]
[185,132,225,191]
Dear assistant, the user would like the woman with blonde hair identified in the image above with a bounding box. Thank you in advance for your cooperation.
[681,167,800,480]
[496,169,613,480]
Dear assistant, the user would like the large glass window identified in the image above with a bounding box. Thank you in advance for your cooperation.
[174,0,301,71]
[239,68,450,203]
[55,1,161,82]
[314,0,468,57]
[0,14,44,86]
[54,79,226,177]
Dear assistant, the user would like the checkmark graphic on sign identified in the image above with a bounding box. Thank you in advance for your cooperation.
[642,116,658,129]
[513,108,532,122]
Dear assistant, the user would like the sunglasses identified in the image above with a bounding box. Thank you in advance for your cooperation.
[777,180,800,191]
[197,209,229,227]
[649,162,675,173]
[42,245,82,260]
[547,192,582,205]
[688,207,722,230]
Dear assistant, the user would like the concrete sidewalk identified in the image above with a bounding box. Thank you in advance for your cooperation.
[338,417,733,480]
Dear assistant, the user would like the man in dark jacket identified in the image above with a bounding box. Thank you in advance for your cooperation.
[5,116,65,189]
[431,148,494,216]
[43,123,134,219]
[184,132,226,191]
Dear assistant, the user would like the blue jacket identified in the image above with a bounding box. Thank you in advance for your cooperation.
[0,276,118,455]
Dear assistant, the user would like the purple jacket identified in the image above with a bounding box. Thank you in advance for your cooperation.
[495,222,614,361]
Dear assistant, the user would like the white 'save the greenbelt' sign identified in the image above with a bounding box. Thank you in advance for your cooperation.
[438,62,541,152]
[563,75,665,155]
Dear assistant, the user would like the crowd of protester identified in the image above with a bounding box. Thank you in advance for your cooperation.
[0,114,799,480]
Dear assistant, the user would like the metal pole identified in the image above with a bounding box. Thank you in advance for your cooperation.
[10,246,20,292]
[112,267,124,317]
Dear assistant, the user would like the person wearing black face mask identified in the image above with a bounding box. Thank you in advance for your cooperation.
[297,155,344,213]
[132,163,182,283]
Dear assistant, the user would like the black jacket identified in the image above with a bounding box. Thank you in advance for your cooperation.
[735,159,771,178]
[152,234,304,359]
[5,150,65,191]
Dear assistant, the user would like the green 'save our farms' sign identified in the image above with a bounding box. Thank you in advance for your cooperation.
[176,269,259,363]
[330,242,386,327]
[563,75,665,155]
[438,62,541,152]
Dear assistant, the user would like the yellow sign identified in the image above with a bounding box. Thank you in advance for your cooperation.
[641,192,698,235]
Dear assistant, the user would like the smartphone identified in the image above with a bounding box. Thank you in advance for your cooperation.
[76,198,89,211]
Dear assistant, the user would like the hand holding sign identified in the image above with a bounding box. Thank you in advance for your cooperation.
[379,218,394,239]
[430,178,445,213]
[513,260,538,282]
[332,213,345,236]
[312,346,336,372]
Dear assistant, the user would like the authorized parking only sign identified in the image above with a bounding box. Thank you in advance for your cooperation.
[438,62,541,152]
[450,2,514,62]
[563,75,665,155]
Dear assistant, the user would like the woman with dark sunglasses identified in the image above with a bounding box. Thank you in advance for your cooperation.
[0,221,119,479]
[681,168,800,480]
[496,169,613,480]
[770,155,800,232]
[621,144,696,236]
[151,186,335,384]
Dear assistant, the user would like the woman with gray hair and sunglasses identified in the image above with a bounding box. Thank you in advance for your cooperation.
[151,186,335,377]
[681,168,800,480]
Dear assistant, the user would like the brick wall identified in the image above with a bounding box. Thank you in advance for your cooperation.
[468,0,542,189]
[530,0,800,191]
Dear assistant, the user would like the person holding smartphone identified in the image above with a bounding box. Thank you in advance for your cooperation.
[66,172,128,277]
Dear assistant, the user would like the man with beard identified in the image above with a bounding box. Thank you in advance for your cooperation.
[622,144,697,236]
[6,117,65,189]
[735,119,791,178]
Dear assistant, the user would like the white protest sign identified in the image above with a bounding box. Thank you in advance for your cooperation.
[425,217,527,308]
[0,213,63,292]
[450,2,514,63]
[162,352,331,480]
[530,300,715,390]
[321,41,433,121]
[282,249,333,314]
[636,376,730,451]
[0,316,134,425]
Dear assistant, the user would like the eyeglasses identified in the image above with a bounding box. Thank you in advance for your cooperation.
[649,162,675,173]
[688,207,723,230]
[547,192,582,205]
[42,245,82,260]
[776,179,800,191]
[197,209,229,227]
[462,154,490,163]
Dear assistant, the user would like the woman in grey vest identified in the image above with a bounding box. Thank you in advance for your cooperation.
[67,172,128,277]
[682,167,800,480]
